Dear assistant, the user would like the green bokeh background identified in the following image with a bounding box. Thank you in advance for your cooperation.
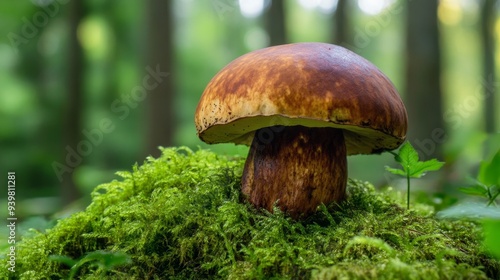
[0,0,499,218]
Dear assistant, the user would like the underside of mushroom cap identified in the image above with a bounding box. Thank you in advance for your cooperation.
[195,42,408,155]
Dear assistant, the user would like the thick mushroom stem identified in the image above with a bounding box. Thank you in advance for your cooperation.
[241,125,347,219]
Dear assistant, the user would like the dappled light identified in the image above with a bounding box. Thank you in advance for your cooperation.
[239,0,265,18]
[77,16,113,58]
[438,0,464,26]
[357,0,395,15]
[297,0,338,13]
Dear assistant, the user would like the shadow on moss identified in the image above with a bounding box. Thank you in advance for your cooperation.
[2,147,499,279]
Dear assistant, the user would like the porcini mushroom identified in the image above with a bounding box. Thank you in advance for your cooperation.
[195,42,407,219]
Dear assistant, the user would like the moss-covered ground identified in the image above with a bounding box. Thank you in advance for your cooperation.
[1,147,499,279]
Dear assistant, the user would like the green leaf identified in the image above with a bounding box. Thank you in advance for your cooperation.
[459,184,488,197]
[483,219,500,259]
[397,142,419,174]
[478,149,500,186]
[409,159,445,178]
[437,202,500,219]
[384,166,406,177]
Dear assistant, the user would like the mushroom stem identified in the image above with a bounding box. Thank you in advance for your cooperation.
[241,125,347,218]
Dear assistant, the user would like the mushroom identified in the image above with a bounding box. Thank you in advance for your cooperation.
[195,42,407,219]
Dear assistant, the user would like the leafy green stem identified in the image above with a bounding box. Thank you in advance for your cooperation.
[406,166,410,210]
[487,189,499,206]
[385,142,444,210]
[459,148,500,206]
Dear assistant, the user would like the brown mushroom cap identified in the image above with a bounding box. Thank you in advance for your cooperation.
[195,42,407,155]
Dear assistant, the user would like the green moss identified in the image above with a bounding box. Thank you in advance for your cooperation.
[1,147,499,279]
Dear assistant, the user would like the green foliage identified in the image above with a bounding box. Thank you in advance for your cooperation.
[460,149,500,206]
[483,219,500,260]
[478,149,500,186]
[439,148,500,262]
[386,142,445,209]
[1,147,498,279]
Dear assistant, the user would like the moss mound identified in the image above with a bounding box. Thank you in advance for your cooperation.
[2,147,499,279]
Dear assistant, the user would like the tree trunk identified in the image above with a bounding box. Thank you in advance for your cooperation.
[265,0,287,46]
[145,0,175,158]
[405,0,444,159]
[61,0,84,205]
[333,0,351,47]
[481,0,497,134]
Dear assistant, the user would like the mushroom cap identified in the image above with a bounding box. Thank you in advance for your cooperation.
[195,42,407,155]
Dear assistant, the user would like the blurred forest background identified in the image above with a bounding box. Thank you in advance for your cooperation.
[0,0,499,218]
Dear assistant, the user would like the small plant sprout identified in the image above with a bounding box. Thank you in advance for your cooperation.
[459,149,500,206]
[385,141,445,209]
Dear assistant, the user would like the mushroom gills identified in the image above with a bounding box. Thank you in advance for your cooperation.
[241,125,347,219]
